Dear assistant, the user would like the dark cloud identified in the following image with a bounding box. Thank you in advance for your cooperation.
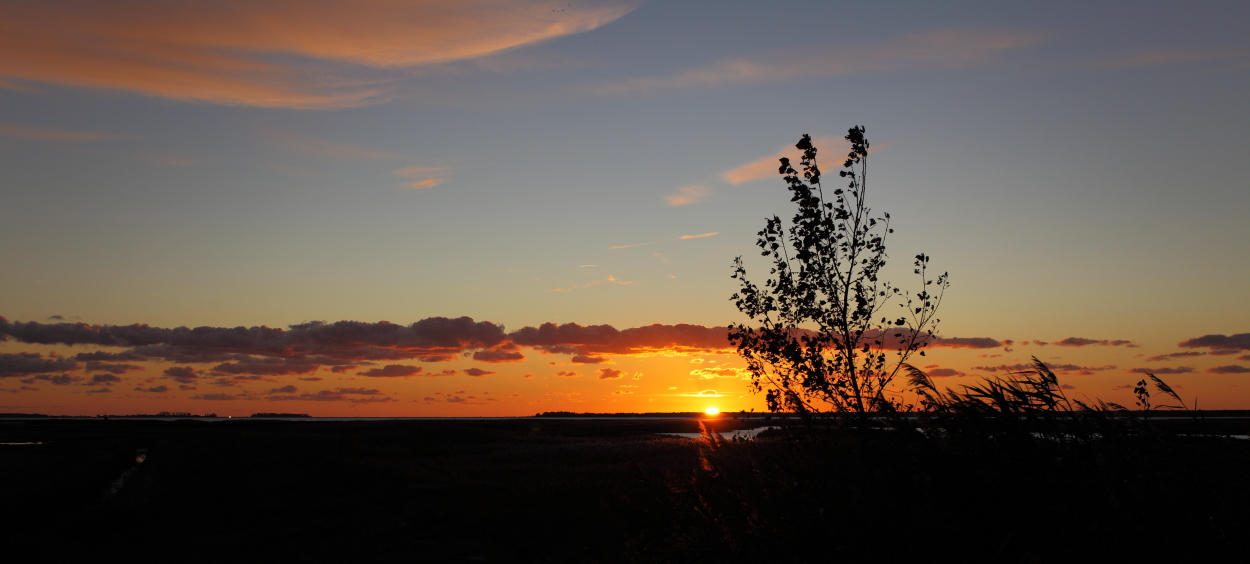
[554,370,581,378]
[1128,366,1195,375]
[1178,333,1250,351]
[1207,365,1250,374]
[21,374,83,385]
[0,315,508,366]
[263,387,395,403]
[931,337,1001,349]
[571,355,608,364]
[597,368,625,380]
[90,373,122,384]
[210,357,320,376]
[85,387,112,394]
[472,350,525,363]
[0,352,80,377]
[73,351,147,362]
[137,385,169,393]
[1147,351,1206,362]
[510,322,731,356]
[464,368,495,377]
[178,384,197,390]
[163,366,199,383]
[1053,337,1137,348]
[298,376,324,382]
[83,361,144,374]
[926,368,965,378]
[268,385,298,394]
[358,364,423,378]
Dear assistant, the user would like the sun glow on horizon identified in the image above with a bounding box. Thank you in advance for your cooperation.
[705,406,719,415]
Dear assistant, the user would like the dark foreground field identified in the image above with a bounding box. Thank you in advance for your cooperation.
[3,416,1250,563]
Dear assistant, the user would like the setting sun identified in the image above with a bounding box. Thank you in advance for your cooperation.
[705,407,720,415]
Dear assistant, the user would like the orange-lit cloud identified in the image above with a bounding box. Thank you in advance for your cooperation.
[390,164,451,190]
[665,184,709,206]
[403,178,444,190]
[691,367,748,380]
[0,0,639,108]
[722,137,898,185]
[589,28,1041,96]
[0,123,129,142]
[721,136,842,185]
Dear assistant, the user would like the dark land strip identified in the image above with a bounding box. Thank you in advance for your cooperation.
[4,417,1250,562]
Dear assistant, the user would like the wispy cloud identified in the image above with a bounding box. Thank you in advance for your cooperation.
[611,232,718,250]
[0,123,129,142]
[0,0,639,108]
[390,164,451,190]
[588,28,1042,96]
[548,274,637,292]
[665,184,709,206]
[721,137,901,185]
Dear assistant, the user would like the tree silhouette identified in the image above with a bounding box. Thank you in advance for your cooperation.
[729,127,947,414]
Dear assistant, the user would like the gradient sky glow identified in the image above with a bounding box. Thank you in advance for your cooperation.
[2,0,1248,416]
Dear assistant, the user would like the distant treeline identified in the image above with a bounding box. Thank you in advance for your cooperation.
[250,413,311,418]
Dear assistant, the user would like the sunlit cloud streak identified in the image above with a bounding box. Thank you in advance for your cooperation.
[0,123,129,142]
[722,137,896,185]
[0,0,639,108]
[665,184,709,206]
[611,232,718,250]
[1208,365,1250,374]
[588,28,1042,96]
[547,274,637,292]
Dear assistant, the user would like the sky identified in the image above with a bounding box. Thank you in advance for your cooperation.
[2,0,1248,416]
